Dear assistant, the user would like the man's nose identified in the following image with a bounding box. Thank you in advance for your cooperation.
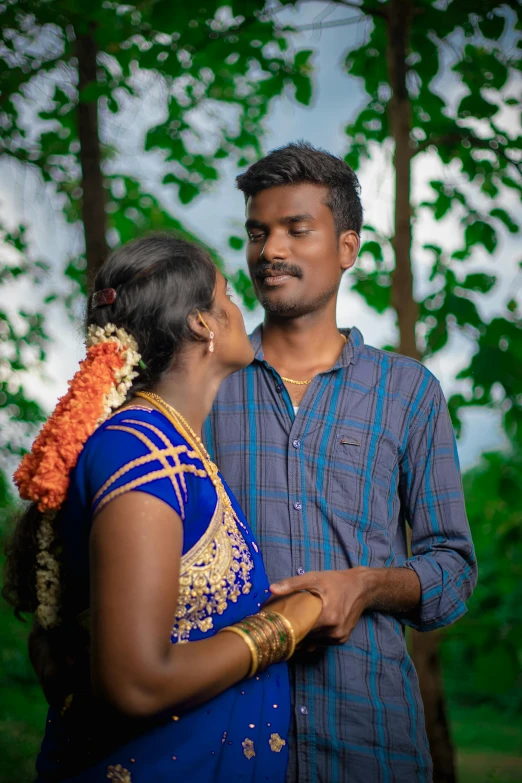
[260,232,289,262]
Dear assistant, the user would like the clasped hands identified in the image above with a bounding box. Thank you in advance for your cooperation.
[268,567,373,646]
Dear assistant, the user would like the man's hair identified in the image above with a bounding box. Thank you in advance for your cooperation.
[236,141,363,236]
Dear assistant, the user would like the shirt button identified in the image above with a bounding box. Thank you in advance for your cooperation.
[293,502,302,511]
[275,383,284,393]
[292,439,301,449]
[296,567,305,575]
[300,705,308,716]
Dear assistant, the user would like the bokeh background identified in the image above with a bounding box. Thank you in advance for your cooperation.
[1,1,521,782]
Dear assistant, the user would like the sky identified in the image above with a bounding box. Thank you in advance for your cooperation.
[2,0,519,469]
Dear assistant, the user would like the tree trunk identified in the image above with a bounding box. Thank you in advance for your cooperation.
[386,0,419,360]
[410,630,458,782]
[76,26,108,285]
[386,2,457,781]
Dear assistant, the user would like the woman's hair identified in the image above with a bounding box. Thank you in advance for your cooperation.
[3,233,217,622]
[89,233,218,390]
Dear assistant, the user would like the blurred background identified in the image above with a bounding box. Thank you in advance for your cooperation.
[0,1,521,781]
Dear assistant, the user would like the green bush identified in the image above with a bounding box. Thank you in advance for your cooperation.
[442,449,522,714]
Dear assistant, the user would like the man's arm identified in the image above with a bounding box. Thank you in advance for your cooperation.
[270,379,477,644]
[270,566,421,645]
[395,379,477,631]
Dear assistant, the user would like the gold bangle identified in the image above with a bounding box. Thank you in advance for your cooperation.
[220,609,296,680]
[260,610,296,661]
[242,617,276,672]
[256,611,289,660]
[243,613,290,670]
[219,625,258,678]
[235,621,268,672]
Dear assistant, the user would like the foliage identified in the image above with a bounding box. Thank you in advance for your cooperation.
[340,0,522,440]
[441,448,522,714]
[0,0,313,467]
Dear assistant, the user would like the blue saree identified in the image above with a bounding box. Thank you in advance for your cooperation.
[35,406,290,783]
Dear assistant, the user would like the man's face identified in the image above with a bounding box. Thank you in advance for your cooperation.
[245,183,358,317]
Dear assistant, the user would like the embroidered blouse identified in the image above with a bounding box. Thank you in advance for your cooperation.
[35,407,290,783]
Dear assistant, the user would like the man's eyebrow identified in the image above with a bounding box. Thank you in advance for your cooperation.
[245,218,266,230]
[245,213,315,230]
[281,213,315,224]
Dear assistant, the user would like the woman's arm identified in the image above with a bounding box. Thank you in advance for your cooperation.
[90,491,319,718]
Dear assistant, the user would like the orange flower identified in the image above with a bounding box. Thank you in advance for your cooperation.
[14,342,126,512]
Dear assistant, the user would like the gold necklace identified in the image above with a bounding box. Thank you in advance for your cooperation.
[279,333,348,386]
[134,391,255,643]
[280,376,312,386]
[135,391,217,481]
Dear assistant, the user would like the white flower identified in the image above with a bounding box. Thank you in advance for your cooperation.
[35,324,143,628]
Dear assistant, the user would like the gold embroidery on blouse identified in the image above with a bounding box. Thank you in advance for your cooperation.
[242,738,256,759]
[174,491,253,642]
[269,733,287,752]
[94,420,206,517]
[93,418,254,643]
[106,765,132,782]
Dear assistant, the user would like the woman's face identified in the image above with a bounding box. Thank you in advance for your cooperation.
[210,271,254,373]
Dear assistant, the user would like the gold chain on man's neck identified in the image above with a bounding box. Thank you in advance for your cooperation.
[279,333,347,386]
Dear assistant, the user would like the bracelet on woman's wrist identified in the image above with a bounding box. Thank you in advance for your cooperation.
[219,610,296,677]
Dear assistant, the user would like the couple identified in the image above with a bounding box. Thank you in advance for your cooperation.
[5,143,477,783]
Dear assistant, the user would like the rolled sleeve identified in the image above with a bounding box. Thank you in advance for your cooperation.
[399,381,477,632]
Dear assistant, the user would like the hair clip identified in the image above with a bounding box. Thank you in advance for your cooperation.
[91,288,117,308]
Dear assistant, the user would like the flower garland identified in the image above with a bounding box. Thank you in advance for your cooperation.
[14,324,141,628]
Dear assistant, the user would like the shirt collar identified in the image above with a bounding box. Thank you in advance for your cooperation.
[249,324,364,370]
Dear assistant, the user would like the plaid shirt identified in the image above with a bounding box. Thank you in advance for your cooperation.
[204,326,477,783]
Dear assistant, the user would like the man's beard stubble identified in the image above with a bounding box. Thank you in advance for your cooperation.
[257,280,339,318]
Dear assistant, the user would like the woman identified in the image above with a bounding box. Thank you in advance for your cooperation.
[3,234,322,782]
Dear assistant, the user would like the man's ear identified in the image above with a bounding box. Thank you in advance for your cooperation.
[339,230,360,273]
[187,310,212,343]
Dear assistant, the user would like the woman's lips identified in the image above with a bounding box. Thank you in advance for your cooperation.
[262,274,294,287]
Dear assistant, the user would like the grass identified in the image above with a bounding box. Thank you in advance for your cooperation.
[450,703,522,783]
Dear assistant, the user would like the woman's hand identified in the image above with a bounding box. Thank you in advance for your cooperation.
[264,590,322,645]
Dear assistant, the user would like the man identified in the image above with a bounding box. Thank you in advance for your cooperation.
[205,142,476,783]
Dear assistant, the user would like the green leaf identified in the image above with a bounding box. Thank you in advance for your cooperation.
[228,236,245,251]
[293,75,312,106]
[464,221,497,254]
[178,182,200,204]
[460,273,496,294]
[359,240,383,261]
[230,269,257,311]
[490,208,519,234]
[478,14,506,41]
[458,93,498,120]
[351,271,391,314]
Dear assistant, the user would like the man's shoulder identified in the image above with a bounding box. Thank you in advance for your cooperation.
[356,342,442,415]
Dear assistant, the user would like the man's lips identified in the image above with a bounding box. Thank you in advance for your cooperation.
[257,269,299,287]
[262,273,294,286]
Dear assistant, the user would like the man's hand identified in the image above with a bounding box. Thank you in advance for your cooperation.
[270,567,371,645]
[270,566,422,645]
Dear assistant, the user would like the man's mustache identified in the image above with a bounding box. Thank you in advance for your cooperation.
[253,262,303,280]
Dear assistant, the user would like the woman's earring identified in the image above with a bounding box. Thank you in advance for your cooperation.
[209,332,215,353]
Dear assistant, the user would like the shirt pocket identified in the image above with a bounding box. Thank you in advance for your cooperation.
[327,430,399,531]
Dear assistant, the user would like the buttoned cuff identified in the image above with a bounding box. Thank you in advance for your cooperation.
[399,556,468,632]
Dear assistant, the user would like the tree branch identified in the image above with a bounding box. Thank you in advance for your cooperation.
[288,14,365,33]
[336,0,387,18]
